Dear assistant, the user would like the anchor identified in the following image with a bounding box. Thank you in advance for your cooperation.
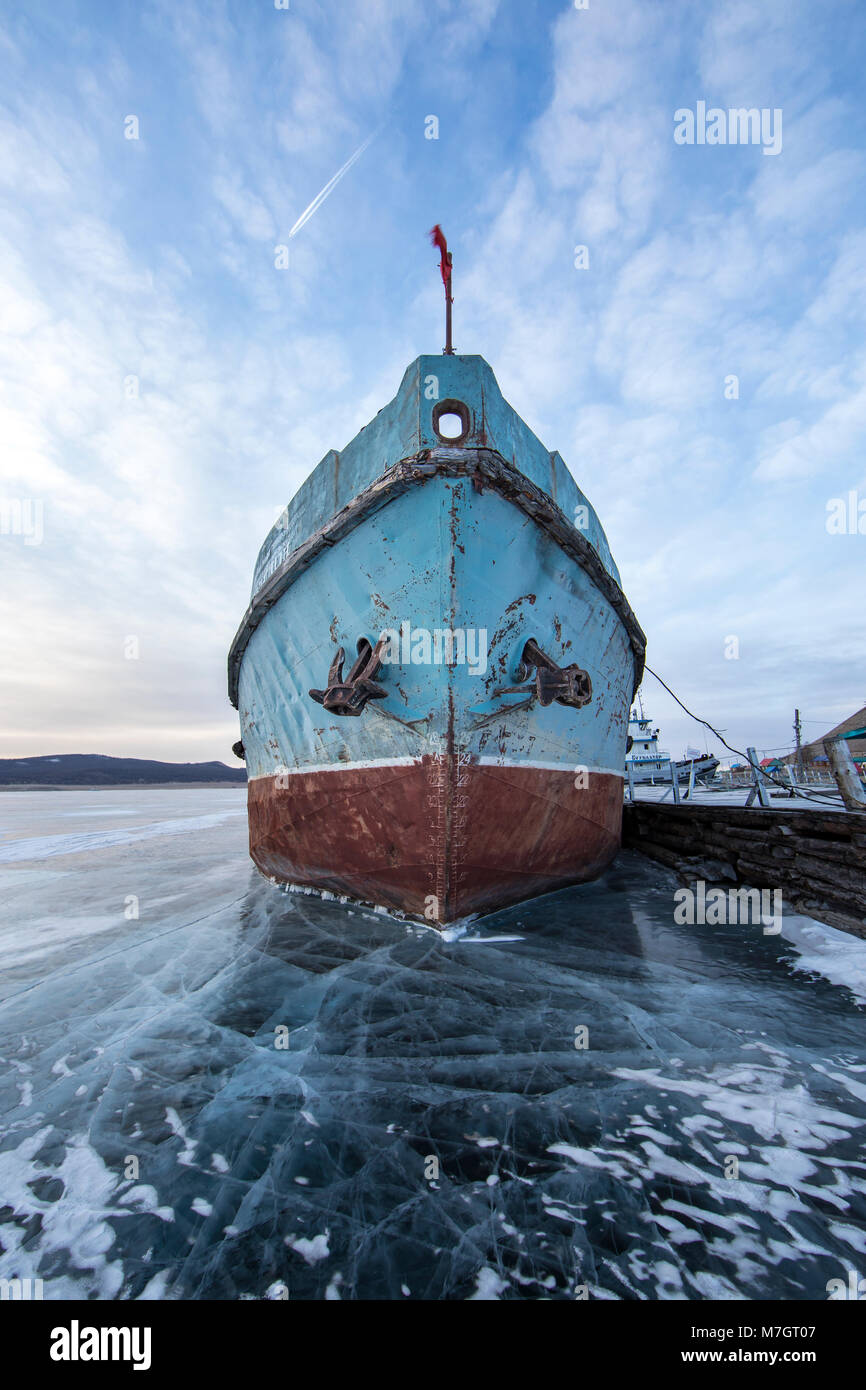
[501,638,593,709]
[309,637,388,717]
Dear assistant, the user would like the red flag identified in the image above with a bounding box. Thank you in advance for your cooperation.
[429,224,453,301]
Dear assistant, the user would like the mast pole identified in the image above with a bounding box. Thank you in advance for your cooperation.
[444,250,454,355]
[430,226,454,355]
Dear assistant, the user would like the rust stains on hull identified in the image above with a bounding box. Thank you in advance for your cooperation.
[248,759,622,924]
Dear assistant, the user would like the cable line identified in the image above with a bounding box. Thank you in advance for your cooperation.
[643,667,842,806]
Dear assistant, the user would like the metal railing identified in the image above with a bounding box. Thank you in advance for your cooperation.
[625,742,864,812]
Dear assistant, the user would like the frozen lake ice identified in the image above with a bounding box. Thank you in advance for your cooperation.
[1,787,865,1301]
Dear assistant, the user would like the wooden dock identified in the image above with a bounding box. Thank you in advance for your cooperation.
[623,800,866,940]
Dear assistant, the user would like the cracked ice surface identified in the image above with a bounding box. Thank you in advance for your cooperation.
[0,788,865,1301]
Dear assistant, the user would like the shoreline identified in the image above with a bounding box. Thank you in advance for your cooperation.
[0,782,247,791]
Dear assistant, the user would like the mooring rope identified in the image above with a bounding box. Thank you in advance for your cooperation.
[643,665,844,807]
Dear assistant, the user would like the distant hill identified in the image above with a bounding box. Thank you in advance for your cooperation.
[0,754,247,786]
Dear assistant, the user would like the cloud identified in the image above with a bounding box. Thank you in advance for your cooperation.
[755,375,866,481]
[213,174,276,241]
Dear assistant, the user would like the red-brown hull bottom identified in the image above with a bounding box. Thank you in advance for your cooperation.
[247,758,622,924]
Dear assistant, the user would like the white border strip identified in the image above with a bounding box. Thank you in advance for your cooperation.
[250,756,623,781]
[250,756,420,780]
[478,757,625,779]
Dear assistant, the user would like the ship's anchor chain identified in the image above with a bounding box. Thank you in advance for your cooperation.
[309,638,388,717]
[503,638,593,709]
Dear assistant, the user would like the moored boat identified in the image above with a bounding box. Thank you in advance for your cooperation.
[228,254,645,924]
[626,706,719,785]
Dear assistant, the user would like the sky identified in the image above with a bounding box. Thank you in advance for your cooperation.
[1,0,864,767]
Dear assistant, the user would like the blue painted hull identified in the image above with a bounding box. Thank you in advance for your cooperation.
[229,356,644,923]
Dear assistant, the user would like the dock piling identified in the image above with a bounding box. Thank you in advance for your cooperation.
[745,746,771,808]
[683,760,697,801]
[824,737,866,812]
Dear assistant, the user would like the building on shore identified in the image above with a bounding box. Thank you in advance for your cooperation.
[781,706,866,775]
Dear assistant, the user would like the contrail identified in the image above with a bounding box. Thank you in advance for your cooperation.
[288,129,380,239]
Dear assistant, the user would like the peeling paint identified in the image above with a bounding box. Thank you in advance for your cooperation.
[231,355,642,922]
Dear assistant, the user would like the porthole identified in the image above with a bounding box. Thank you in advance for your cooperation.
[432,398,470,445]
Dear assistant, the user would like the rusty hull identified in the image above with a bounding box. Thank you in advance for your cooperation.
[248,759,622,923]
